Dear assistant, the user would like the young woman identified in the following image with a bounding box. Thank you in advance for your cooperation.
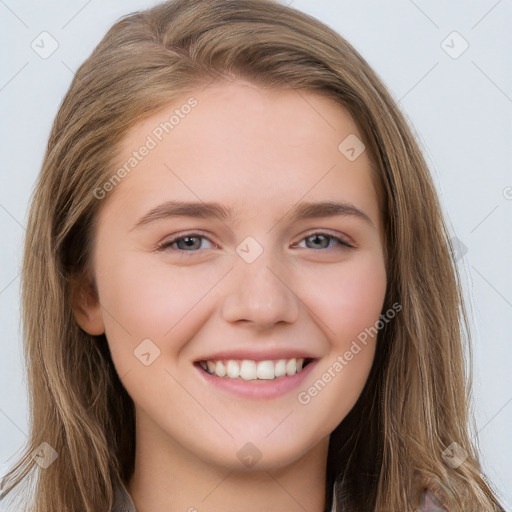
[0,0,505,511]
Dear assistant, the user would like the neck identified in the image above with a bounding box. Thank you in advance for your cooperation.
[127,412,330,512]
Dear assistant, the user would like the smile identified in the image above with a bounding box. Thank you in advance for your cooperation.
[198,357,313,380]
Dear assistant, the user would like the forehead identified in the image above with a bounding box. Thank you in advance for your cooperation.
[101,80,382,235]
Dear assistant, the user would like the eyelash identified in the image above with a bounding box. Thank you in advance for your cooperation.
[156,231,354,254]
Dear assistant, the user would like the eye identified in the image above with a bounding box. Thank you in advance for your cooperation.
[156,233,215,252]
[294,232,353,250]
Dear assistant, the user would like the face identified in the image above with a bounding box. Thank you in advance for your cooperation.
[81,80,387,471]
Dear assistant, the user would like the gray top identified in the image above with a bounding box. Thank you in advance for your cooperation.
[112,484,137,512]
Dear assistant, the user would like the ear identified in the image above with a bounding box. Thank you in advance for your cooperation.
[70,272,105,336]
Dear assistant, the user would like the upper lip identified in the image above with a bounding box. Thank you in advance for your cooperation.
[195,349,318,362]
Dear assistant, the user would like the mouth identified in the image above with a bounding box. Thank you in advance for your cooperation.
[195,357,315,381]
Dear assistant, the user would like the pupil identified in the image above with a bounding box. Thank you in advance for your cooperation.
[181,237,199,249]
[309,235,327,249]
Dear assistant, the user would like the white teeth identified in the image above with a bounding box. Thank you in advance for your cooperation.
[215,360,226,377]
[240,360,257,380]
[256,360,275,380]
[226,360,240,379]
[199,357,309,380]
[274,359,286,377]
[286,359,297,376]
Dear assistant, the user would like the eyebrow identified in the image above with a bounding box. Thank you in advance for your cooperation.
[130,199,375,231]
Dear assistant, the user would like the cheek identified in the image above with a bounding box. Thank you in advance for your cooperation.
[299,251,387,346]
[294,256,386,432]
[94,250,225,367]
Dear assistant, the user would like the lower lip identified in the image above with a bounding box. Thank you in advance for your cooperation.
[195,360,317,399]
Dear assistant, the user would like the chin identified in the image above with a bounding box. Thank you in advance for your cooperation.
[201,434,323,473]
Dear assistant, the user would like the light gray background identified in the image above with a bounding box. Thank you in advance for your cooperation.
[1,0,511,508]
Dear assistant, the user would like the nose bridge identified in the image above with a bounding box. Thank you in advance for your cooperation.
[221,235,300,327]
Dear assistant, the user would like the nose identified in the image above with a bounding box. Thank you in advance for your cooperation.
[221,247,300,329]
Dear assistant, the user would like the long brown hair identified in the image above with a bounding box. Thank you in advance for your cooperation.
[0,0,504,510]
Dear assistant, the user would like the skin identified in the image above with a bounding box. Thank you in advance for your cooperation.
[74,80,387,512]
